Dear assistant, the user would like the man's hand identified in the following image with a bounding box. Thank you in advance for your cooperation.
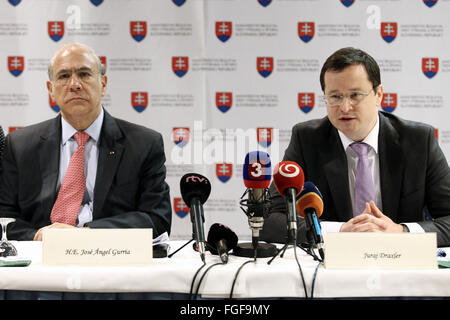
[340,201,404,233]
[33,223,76,241]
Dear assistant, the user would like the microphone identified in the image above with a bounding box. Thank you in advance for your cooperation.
[206,223,238,264]
[180,173,211,262]
[273,161,305,243]
[236,151,277,258]
[296,182,324,260]
[242,151,271,245]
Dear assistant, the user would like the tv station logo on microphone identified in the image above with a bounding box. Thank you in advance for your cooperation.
[216,163,233,183]
[381,93,397,113]
[216,92,232,113]
[298,22,314,43]
[381,22,397,43]
[172,57,189,77]
[131,92,148,113]
[298,93,315,113]
[174,197,189,218]
[48,21,64,42]
[422,57,439,78]
[173,127,190,148]
[215,21,232,43]
[257,57,273,78]
[8,56,24,77]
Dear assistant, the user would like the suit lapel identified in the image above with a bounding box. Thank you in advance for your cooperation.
[93,111,124,218]
[378,112,402,220]
[321,122,353,221]
[39,116,62,220]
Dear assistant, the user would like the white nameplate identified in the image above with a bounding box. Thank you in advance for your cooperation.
[324,232,437,270]
[42,228,153,266]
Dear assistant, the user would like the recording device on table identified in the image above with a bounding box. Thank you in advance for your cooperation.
[236,151,277,258]
[169,173,211,262]
[206,223,238,264]
[296,182,325,261]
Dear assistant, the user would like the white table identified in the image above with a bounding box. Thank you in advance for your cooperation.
[0,240,449,299]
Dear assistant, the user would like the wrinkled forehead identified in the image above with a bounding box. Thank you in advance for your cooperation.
[52,46,99,73]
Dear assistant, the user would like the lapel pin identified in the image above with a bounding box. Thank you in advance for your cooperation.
[109,151,115,155]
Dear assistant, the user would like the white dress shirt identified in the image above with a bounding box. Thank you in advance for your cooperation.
[57,109,104,227]
[321,114,424,235]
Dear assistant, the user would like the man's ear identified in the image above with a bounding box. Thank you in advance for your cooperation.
[46,80,54,97]
[375,84,384,106]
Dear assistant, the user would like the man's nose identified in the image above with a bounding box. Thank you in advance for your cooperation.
[339,96,353,112]
[68,74,82,90]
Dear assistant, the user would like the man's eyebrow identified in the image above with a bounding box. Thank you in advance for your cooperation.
[55,67,94,75]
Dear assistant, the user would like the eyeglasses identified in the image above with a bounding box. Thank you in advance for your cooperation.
[322,88,375,107]
[53,68,99,86]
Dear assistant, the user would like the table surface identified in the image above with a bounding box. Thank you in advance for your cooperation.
[0,240,449,299]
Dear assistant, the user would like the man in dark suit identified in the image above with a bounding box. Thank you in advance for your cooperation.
[0,43,172,241]
[261,47,450,247]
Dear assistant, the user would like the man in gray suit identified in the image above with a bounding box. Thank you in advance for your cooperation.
[0,43,172,241]
[261,47,450,247]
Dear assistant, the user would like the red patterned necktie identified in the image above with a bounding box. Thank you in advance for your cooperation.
[50,131,90,226]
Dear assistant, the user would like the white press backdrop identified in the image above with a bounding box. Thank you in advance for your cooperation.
[1,0,449,240]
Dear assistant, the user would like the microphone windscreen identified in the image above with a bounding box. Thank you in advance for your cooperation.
[207,223,239,254]
[296,182,324,217]
[243,151,272,189]
[180,173,211,206]
[273,161,304,197]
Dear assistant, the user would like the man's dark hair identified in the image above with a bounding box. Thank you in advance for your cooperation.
[319,47,381,91]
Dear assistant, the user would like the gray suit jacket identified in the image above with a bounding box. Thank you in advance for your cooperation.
[0,110,172,240]
[260,112,450,247]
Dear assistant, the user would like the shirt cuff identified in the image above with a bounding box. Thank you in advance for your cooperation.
[320,221,344,242]
[401,222,425,233]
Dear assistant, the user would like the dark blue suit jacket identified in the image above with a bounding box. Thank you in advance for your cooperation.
[261,112,450,247]
[0,110,172,240]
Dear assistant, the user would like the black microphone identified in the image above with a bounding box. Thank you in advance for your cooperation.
[296,182,325,260]
[273,161,305,243]
[206,223,238,264]
[180,173,211,262]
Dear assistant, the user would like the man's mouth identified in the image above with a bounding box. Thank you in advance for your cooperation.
[66,97,87,103]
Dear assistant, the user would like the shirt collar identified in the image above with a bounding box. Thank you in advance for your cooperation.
[61,108,104,145]
[337,113,379,154]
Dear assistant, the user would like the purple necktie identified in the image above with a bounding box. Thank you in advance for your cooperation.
[350,142,375,216]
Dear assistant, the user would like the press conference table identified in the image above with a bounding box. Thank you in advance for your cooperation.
[0,240,449,300]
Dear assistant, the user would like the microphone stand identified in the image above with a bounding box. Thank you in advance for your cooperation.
[168,238,194,258]
[267,231,296,265]
[235,188,277,258]
[268,188,298,265]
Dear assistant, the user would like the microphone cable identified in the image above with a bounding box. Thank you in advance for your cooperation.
[192,242,226,299]
[310,260,322,299]
[229,246,258,299]
[292,232,309,299]
[189,261,207,300]
[194,262,224,299]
